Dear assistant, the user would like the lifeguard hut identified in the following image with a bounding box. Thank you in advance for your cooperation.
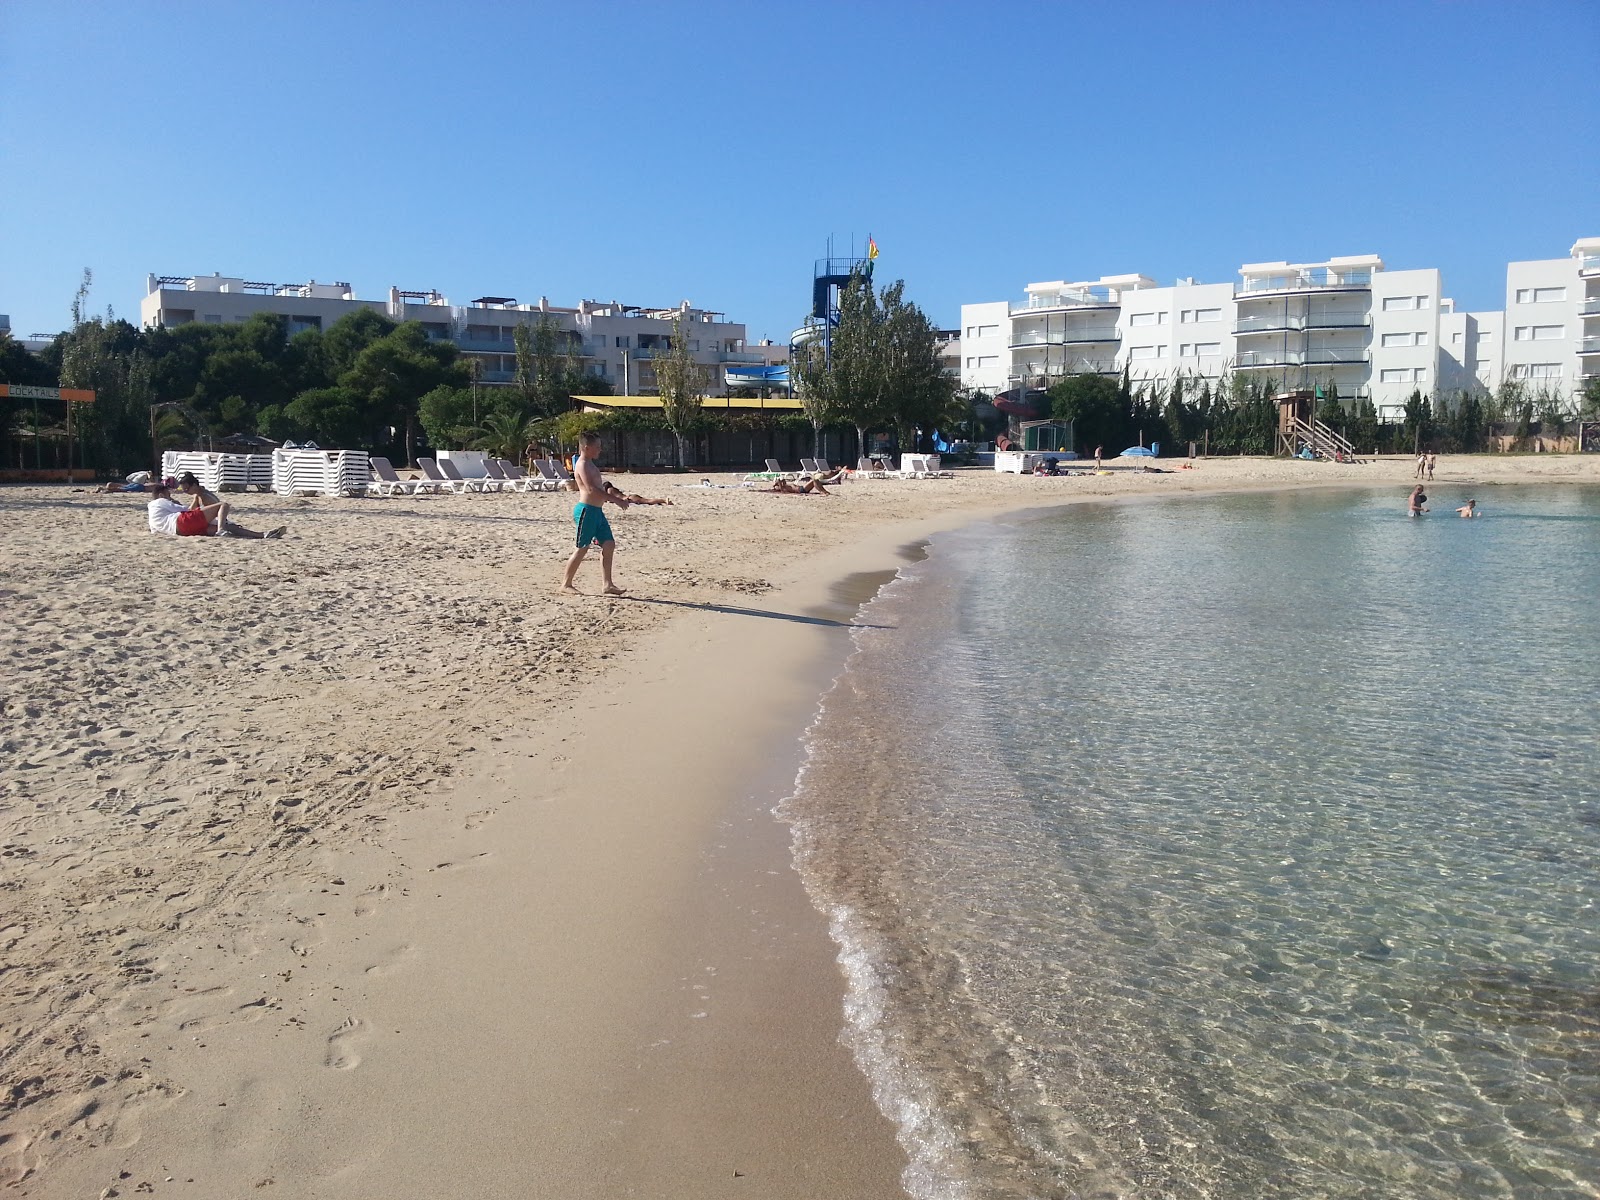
[1276,390,1357,460]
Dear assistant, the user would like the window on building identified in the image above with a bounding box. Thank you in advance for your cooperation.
[1129,344,1158,359]
[1196,342,1221,355]
[1157,312,1169,325]
[1382,296,1415,312]
[204,314,223,323]
[1179,344,1195,357]
[1180,310,1194,323]
[615,336,631,349]
[1380,369,1405,383]
[1514,325,1566,341]
[1412,368,1428,383]
[1417,296,1431,309]
[1512,363,1562,380]
[1516,287,1567,304]
[1195,308,1221,322]
[1381,332,1413,348]
[965,357,976,368]
[1130,312,1158,327]
[965,326,976,338]
[1452,332,1463,344]
[977,324,999,337]
[977,355,998,368]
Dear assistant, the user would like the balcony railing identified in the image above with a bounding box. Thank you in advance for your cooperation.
[1237,269,1372,295]
[1012,288,1119,313]
[1235,314,1304,334]
[1304,348,1370,365]
[1306,312,1369,329]
[1009,330,1121,348]
[1236,349,1304,368]
[1579,298,1600,316]
[1578,255,1600,276]
[1578,336,1600,354]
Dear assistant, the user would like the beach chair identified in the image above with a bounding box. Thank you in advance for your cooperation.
[367,456,422,497]
[494,459,545,493]
[436,457,492,493]
[857,456,894,479]
[479,458,523,492]
[536,459,572,491]
[417,457,470,494]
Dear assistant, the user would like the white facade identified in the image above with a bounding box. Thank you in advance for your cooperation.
[1502,239,1600,401]
[138,274,756,396]
[959,239,1598,413]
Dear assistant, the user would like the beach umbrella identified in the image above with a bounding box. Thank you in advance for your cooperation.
[1119,446,1155,458]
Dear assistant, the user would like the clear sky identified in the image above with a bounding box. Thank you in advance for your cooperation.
[2,1,1595,343]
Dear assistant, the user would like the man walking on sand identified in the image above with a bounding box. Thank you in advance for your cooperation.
[561,430,628,595]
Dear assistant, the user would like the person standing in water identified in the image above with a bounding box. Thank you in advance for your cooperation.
[1456,498,1479,517]
[560,430,628,595]
[1408,484,1429,515]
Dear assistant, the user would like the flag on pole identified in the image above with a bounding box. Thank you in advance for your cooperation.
[867,236,878,261]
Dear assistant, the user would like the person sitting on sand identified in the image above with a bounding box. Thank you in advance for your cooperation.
[176,472,284,539]
[764,478,831,495]
[1408,484,1429,515]
[146,484,284,539]
[1456,498,1479,518]
[603,481,672,506]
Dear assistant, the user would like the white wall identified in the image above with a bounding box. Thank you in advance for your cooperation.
[1503,257,1581,400]
[1369,268,1441,409]
[959,301,1010,393]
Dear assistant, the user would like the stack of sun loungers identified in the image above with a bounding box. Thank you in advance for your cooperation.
[271,447,370,496]
[161,451,274,491]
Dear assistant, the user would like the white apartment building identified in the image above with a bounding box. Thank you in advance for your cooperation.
[139,273,761,396]
[961,239,1599,415]
[1502,238,1600,399]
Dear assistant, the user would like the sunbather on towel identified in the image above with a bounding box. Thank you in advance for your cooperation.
[763,478,831,495]
[603,482,672,506]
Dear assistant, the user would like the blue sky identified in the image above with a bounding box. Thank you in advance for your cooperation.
[2,1,1595,343]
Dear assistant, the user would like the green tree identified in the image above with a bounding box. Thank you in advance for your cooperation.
[878,280,955,450]
[513,317,584,419]
[283,386,367,447]
[340,322,467,462]
[654,313,709,467]
[1049,373,1124,452]
[791,334,839,457]
[417,385,478,449]
[471,409,538,464]
[829,268,892,452]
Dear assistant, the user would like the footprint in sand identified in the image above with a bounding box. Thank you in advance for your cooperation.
[323,1016,366,1070]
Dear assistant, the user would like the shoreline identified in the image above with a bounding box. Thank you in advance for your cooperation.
[4,456,1599,1197]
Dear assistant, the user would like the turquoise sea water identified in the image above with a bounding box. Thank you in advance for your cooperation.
[782,486,1600,1199]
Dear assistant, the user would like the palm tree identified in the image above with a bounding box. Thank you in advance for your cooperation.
[471,410,536,464]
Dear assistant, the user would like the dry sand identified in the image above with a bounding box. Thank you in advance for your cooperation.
[2,453,1597,1199]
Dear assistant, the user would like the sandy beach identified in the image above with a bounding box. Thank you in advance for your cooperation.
[3,452,1597,1199]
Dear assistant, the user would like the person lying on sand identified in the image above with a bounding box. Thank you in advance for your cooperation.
[763,478,831,495]
[146,486,285,539]
[603,482,672,506]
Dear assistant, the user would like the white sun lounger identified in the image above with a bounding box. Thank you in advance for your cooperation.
[492,459,543,493]
[418,457,472,494]
[367,456,426,496]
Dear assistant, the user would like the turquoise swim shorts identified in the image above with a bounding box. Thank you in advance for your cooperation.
[574,502,614,547]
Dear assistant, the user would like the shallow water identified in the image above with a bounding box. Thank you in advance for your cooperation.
[782,486,1600,1199]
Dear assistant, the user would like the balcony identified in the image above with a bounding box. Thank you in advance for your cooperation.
[1236,269,1372,296]
[1009,329,1121,348]
[719,351,768,364]
[1306,311,1369,329]
[1578,255,1600,276]
[1579,336,1600,354]
[1579,298,1600,316]
[1235,349,1304,368]
[1011,288,1119,314]
[456,334,516,352]
[478,370,515,384]
[1303,347,1370,365]
[1235,314,1304,335]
